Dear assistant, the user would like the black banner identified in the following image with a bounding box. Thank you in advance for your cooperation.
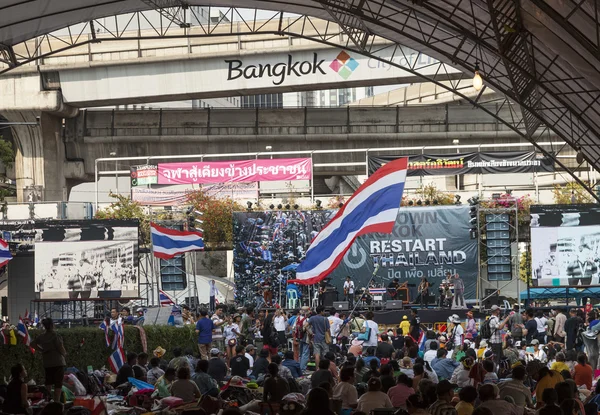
[369,151,554,176]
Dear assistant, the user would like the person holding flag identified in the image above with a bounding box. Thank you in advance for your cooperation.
[30,318,67,403]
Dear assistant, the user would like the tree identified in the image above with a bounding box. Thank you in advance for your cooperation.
[186,190,243,248]
[552,182,594,204]
[95,193,150,245]
[401,182,456,206]
[519,247,532,285]
[0,136,16,199]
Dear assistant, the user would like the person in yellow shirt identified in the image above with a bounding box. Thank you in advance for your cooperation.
[477,340,488,359]
[550,352,570,373]
[534,367,564,408]
[399,315,411,336]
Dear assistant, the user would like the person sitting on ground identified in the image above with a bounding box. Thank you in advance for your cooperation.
[482,360,498,384]
[229,345,251,378]
[400,356,415,378]
[561,398,583,415]
[427,379,458,415]
[376,333,396,359]
[498,364,533,408]
[300,387,336,415]
[424,341,438,365]
[169,347,190,371]
[550,352,570,374]
[451,357,474,388]
[535,367,564,407]
[455,385,477,415]
[379,364,396,393]
[412,363,428,390]
[312,358,335,389]
[333,367,358,412]
[362,358,381,383]
[134,352,149,382]
[154,367,176,398]
[263,363,290,403]
[387,373,414,408]
[116,352,137,386]
[477,384,519,415]
[2,364,29,415]
[252,348,271,379]
[363,347,381,368]
[271,354,293,380]
[354,358,368,384]
[415,357,438,384]
[192,359,219,397]
[356,377,393,414]
[431,348,459,381]
[207,348,228,384]
[147,357,165,386]
[169,366,201,403]
[39,402,63,415]
[573,352,593,390]
[282,350,302,378]
[324,351,339,382]
[555,381,585,414]
[406,394,429,415]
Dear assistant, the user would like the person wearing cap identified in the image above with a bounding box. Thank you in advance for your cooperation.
[135,307,145,326]
[428,379,458,415]
[207,348,227,384]
[477,384,520,415]
[488,305,511,364]
[448,314,464,356]
[527,339,547,362]
[400,315,411,336]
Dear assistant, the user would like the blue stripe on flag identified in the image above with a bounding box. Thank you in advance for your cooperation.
[296,182,404,272]
[151,233,204,250]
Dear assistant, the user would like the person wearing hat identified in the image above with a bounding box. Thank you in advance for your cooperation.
[135,307,145,326]
[207,348,227,384]
[447,314,464,356]
[487,305,511,364]
[399,356,414,377]
[428,380,458,415]
[527,339,547,363]
[400,315,411,336]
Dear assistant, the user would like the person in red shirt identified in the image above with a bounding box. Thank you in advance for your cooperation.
[573,353,593,390]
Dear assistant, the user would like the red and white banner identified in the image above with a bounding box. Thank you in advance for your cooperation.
[157,158,312,184]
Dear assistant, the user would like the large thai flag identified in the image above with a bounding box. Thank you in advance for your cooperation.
[109,347,126,373]
[17,317,31,350]
[159,289,176,306]
[99,320,111,347]
[110,322,124,349]
[0,239,12,267]
[151,223,204,260]
[290,157,408,285]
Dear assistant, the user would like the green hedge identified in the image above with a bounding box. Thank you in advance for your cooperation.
[0,325,199,382]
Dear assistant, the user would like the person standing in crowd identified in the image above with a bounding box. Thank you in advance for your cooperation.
[428,380,458,415]
[240,307,257,345]
[211,306,226,351]
[418,277,430,308]
[565,308,583,350]
[224,314,242,361]
[209,279,219,313]
[508,305,523,341]
[273,308,287,349]
[410,309,421,342]
[343,276,355,308]
[453,274,465,308]
[523,309,537,345]
[295,306,310,371]
[487,305,510,363]
[306,305,330,367]
[554,308,567,342]
[30,318,67,403]
[195,309,224,360]
[244,344,256,376]
[465,311,477,339]
[361,311,379,349]
[448,314,464,355]
[534,311,548,344]
[376,333,395,359]
[400,315,411,336]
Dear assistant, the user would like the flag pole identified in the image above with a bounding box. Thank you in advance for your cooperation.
[149,216,160,307]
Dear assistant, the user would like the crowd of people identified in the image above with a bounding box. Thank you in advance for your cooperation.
[4,303,600,415]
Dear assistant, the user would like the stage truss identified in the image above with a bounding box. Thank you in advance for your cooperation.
[0,3,599,200]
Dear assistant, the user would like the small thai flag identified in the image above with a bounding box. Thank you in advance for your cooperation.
[151,223,204,260]
[33,313,39,326]
[418,331,426,352]
[110,322,124,350]
[0,238,12,267]
[17,317,33,352]
[109,347,126,373]
[99,321,110,347]
[290,157,407,285]
[159,290,176,306]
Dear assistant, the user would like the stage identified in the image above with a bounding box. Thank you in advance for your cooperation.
[372,307,485,326]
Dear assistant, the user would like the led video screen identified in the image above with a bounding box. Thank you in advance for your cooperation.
[35,220,139,300]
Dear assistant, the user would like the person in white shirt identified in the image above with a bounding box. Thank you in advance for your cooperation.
[448,314,464,354]
[343,276,355,308]
[273,309,288,348]
[244,344,256,376]
[329,311,344,341]
[424,341,439,364]
[209,280,219,313]
[224,314,241,361]
[361,311,379,347]
[526,339,547,362]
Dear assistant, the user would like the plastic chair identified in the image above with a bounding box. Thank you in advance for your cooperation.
[311,289,319,308]
[287,289,298,309]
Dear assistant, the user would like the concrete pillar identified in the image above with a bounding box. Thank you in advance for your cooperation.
[5,111,67,202]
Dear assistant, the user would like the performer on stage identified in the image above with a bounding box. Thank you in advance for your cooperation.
[387,278,407,301]
[343,276,355,308]
[453,273,466,308]
[418,277,430,308]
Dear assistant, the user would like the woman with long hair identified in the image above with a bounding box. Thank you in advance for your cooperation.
[300,387,336,415]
